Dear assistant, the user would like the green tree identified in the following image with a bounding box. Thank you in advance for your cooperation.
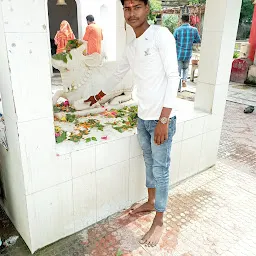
[188,0,206,4]
[163,15,179,33]
[239,0,254,23]
[236,0,254,39]
[148,0,162,23]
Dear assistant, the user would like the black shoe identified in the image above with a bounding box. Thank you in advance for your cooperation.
[244,106,254,114]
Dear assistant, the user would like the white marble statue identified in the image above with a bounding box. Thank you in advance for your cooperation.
[52,43,133,111]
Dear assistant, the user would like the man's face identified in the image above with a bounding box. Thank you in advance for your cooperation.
[123,0,149,29]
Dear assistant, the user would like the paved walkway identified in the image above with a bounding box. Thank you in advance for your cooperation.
[182,81,256,108]
[0,102,256,255]
[227,83,256,107]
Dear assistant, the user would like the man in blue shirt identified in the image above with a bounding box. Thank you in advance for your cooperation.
[174,14,201,91]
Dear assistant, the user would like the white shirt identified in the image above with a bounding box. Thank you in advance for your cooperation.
[104,25,179,120]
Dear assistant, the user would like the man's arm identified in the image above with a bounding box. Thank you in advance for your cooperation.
[193,28,201,44]
[83,26,90,41]
[158,27,180,115]
[173,29,178,41]
[85,50,130,105]
[154,27,180,145]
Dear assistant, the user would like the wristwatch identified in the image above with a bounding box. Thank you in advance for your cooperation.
[159,117,168,124]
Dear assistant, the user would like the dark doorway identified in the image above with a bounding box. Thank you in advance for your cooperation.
[48,0,78,55]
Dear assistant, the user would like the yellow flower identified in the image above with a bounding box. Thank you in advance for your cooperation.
[55,126,61,133]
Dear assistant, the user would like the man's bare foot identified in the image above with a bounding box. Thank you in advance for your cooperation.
[140,216,164,246]
[129,202,155,215]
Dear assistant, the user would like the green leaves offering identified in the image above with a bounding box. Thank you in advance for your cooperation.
[65,39,83,52]
[52,39,83,63]
[69,135,82,142]
[54,106,138,143]
[52,52,73,64]
[53,103,76,113]
[85,137,97,143]
[53,105,60,113]
[110,106,138,133]
[87,119,104,131]
[66,114,76,123]
[56,132,67,144]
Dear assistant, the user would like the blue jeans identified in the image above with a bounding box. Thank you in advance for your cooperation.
[178,60,190,91]
[137,116,176,212]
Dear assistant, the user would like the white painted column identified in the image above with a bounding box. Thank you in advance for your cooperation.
[194,0,242,171]
[0,0,74,253]
[195,0,242,116]
[0,2,32,248]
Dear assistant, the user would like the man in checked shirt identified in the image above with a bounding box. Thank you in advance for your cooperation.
[174,14,201,91]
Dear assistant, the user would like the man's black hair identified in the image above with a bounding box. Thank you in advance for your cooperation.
[120,0,149,6]
[181,14,190,23]
[86,15,95,22]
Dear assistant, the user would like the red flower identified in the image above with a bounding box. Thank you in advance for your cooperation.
[63,101,69,107]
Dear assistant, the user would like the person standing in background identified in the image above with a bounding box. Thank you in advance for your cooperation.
[83,15,103,55]
[174,14,201,91]
[54,20,76,54]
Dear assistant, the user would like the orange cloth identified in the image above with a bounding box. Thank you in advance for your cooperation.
[54,20,75,54]
[83,23,103,55]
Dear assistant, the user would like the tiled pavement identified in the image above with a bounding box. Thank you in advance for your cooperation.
[1,101,256,255]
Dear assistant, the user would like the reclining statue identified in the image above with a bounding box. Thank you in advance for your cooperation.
[52,40,133,111]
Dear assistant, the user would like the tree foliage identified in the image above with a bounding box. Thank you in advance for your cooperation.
[239,0,254,24]
[188,0,206,4]
[163,15,179,33]
[148,0,162,23]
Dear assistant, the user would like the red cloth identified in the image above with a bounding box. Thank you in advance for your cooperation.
[190,15,200,27]
[249,5,256,61]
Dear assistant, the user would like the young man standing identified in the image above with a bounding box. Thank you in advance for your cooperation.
[83,15,103,55]
[85,0,179,246]
[174,14,201,91]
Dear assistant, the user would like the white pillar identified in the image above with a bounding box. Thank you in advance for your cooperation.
[194,0,242,171]
[195,0,242,116]
[0,0,70,252]
[0,1,32,247]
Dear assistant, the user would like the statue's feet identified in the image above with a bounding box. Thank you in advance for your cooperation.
[73,100,101,111]
[110,94,132,105]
